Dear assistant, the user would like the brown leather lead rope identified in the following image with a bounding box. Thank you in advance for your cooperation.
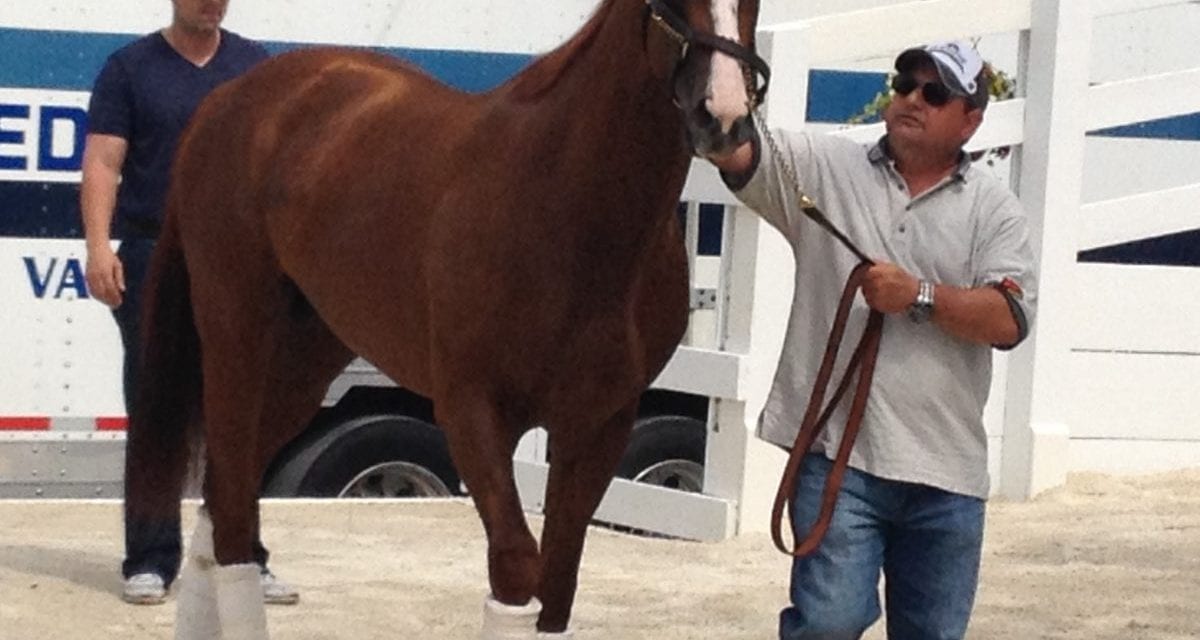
[769,263,885,557]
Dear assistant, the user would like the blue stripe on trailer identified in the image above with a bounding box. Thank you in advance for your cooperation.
[0,181,84,238]
[5,27,1198,140]
[0,27,532,94]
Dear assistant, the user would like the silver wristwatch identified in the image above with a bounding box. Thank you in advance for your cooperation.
[908,280,935,323]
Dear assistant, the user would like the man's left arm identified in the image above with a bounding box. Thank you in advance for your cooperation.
[928,283,1019,346]
[863,197,1037,349]
[861,264,1021,346]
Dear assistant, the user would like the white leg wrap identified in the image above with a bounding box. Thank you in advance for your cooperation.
[189,508,216,566]
[175,561,220,640]
[175,509,219,640]
[481,595,541,640]
[215,564,269,640]
[536,632,575,639]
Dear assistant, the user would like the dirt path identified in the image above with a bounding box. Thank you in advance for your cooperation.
[2,469,1199,639]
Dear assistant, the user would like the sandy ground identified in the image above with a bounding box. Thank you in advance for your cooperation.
[2,470,1199,640]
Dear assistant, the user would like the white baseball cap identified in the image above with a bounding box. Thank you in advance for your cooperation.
[895,41,989,110]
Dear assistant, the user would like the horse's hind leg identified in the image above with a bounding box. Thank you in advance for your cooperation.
[536,401,637,635]
[253,291,354,474]
[184,271,292,640]
[435,390,541,638]
[177,290,352,639]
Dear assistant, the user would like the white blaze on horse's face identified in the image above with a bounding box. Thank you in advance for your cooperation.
[706,0,751,134]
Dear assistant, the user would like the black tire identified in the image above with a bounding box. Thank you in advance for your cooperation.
[263,414,461,498]
[615,415,706,493]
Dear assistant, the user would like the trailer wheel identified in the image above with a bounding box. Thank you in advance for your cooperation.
[335,460,453,498]
[615,415,706,493]
[263,414,460,498]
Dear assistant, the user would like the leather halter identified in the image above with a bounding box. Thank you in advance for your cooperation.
[644,0,772,106]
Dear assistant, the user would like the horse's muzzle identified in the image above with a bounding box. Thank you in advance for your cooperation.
[685,104,756,157]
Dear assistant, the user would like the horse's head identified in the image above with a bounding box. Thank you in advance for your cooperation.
[645,0,769,157]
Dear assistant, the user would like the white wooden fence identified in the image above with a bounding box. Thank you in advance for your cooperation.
[664,0,1200,538]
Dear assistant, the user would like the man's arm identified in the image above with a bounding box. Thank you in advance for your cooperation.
[704,130,811,241]
[81,133,129,308]
[928,284,1020,346]
[862,262,1020,347]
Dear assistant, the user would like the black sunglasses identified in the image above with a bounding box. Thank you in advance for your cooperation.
[890,73,954,107]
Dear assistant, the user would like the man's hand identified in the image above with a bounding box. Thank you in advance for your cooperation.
[86,245,125,308]
[862,261,919,314]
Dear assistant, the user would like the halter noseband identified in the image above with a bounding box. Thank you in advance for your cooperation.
[644,0,772,106]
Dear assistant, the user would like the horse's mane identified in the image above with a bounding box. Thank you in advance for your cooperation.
[505,0,616,102]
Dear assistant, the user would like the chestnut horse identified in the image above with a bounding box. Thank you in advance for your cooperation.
[126,0,767,637]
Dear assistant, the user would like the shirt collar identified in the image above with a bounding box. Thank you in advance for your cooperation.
[868,136,972,182]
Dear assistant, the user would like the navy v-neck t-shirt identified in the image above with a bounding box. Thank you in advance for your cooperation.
[86,29,269,236]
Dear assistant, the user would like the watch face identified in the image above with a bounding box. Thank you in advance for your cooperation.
[909,281,934,323]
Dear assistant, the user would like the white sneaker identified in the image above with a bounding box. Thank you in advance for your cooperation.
[122,572,168,605]
[260,569,299,605]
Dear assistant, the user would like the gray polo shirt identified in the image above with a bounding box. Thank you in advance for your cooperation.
[731,130,1037,499]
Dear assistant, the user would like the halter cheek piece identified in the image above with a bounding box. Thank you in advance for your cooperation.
[644,0,772,106]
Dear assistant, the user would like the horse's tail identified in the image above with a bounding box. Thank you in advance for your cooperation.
[123,212,204,557]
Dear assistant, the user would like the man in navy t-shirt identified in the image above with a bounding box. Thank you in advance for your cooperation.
[80,0,295,607]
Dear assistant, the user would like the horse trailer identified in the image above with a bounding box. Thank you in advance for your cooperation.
[0,1,719,533]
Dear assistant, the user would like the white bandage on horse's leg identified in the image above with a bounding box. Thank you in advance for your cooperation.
[188,507,216,566]
[175,508,219,640]
[480,595,541,640]
[175,560,220,640]
[535,631,575,638]
[214,563,270,640]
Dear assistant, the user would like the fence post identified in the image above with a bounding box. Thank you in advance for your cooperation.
[1000,0,1091,499]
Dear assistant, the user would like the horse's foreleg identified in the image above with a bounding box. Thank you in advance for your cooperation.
[437,393,541,639]
[536,402,637,636]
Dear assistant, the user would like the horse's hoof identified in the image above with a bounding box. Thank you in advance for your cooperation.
[214,564,270,640]
[481,595,541,640]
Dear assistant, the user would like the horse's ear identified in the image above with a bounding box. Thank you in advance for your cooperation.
[739,0,762,51]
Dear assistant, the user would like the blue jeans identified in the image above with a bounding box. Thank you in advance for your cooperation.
[112,238,155,419]
[113,239,182,581]
[779,454,985,640]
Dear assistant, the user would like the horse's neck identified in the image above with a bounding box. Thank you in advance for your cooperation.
[519,0,688,222]
[519,0,683,166]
